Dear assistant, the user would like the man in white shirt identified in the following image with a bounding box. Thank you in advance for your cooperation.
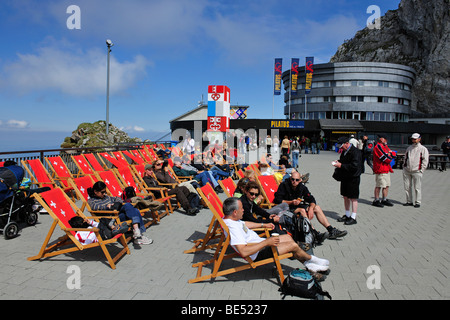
[222,197,329,273]
[402,133,429,208]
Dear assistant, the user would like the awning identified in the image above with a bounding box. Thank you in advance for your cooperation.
[319,119,364,131]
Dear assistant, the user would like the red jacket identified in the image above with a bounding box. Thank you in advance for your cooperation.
[373,142,394,174]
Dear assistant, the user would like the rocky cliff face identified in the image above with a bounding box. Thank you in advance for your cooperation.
[331,0,449,114]
[61,121,143,149]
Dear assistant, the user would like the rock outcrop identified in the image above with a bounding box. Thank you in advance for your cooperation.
[331,0,449,114]
[61,121,143,149]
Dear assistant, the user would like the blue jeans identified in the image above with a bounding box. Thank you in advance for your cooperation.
[119,203,146,234]
[210,166,234,179]
[195,171,219,188]
[292,150,299,168]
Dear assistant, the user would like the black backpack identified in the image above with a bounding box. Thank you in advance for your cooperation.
[291,214,316,247]
[279,268,332,300]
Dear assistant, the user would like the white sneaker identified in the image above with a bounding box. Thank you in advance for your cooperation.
[134,235,153,245]
[310,255,329,266]
[304,261,329,273]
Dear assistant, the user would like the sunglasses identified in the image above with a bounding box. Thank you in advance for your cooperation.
[248,192,259,197]
[291,178,301,182]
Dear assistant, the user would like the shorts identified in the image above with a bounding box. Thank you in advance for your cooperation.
[375,173,390,188]
[254,246,276,262]
[340,176,360,199]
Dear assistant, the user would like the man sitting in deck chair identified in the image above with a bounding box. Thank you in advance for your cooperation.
[222,197,330,274]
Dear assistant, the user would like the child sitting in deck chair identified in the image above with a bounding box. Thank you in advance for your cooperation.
[68,216,128,246]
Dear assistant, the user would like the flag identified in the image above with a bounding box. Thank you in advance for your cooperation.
[305,57,314,94]
[291,58,299,95]
[273,58,282,95]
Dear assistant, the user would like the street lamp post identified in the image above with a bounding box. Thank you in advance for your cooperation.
[106,39,114,136]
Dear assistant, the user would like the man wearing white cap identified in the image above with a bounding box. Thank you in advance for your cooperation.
[402,133,429,208]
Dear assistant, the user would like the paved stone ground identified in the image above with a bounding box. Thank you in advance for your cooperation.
[0,150,449,302]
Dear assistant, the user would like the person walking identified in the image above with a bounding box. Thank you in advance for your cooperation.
[332,136,362,225]
[290,137,301,169]
[402,133,429,208]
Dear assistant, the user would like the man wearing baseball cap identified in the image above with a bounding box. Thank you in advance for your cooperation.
[402,133,429,208]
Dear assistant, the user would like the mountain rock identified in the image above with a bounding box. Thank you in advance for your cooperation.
[330,0,449,114]
[60,121,142,149]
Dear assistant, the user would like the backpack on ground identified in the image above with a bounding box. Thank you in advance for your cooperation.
[291,214,316,248]
[279,268,332,300]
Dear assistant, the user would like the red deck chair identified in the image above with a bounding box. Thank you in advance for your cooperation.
[236,169,245,179]
[45,156,76,189]
[218,177,236,198]
[71,154,95,176]
[256,175,279,208]
[99,152,126,169]
[122,150,145,165]
[28,187,130,269]
[112,151,131,167]
[84,153,107,172]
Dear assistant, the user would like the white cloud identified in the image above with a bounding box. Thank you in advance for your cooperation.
[0,119,30,129]
[0,41,150,97]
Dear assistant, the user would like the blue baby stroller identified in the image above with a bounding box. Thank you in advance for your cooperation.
[0,162,42,239]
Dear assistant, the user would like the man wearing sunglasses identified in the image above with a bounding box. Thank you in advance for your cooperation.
[240,181,287,235]
[274,171,347,240]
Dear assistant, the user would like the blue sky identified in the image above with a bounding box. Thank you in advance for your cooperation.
[0,0,401,151]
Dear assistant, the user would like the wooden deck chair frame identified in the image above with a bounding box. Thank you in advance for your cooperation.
[218,177,236,198]
[28,187,130,270]
[183,183,224,254]
[188,188,292,284]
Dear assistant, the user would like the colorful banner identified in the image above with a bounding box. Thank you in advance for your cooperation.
[273,58,282,95]
[207,85,230,132]
[305,57,314,94]
[290,58,299,95]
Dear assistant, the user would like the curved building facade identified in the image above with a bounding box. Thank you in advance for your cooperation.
[282,62,416,122]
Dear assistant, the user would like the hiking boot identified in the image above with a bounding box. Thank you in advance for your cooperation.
[327,227,347,239]
[372,200,384,208]
[381,199,394,207]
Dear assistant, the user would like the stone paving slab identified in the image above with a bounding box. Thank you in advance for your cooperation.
[0,150,449,302]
